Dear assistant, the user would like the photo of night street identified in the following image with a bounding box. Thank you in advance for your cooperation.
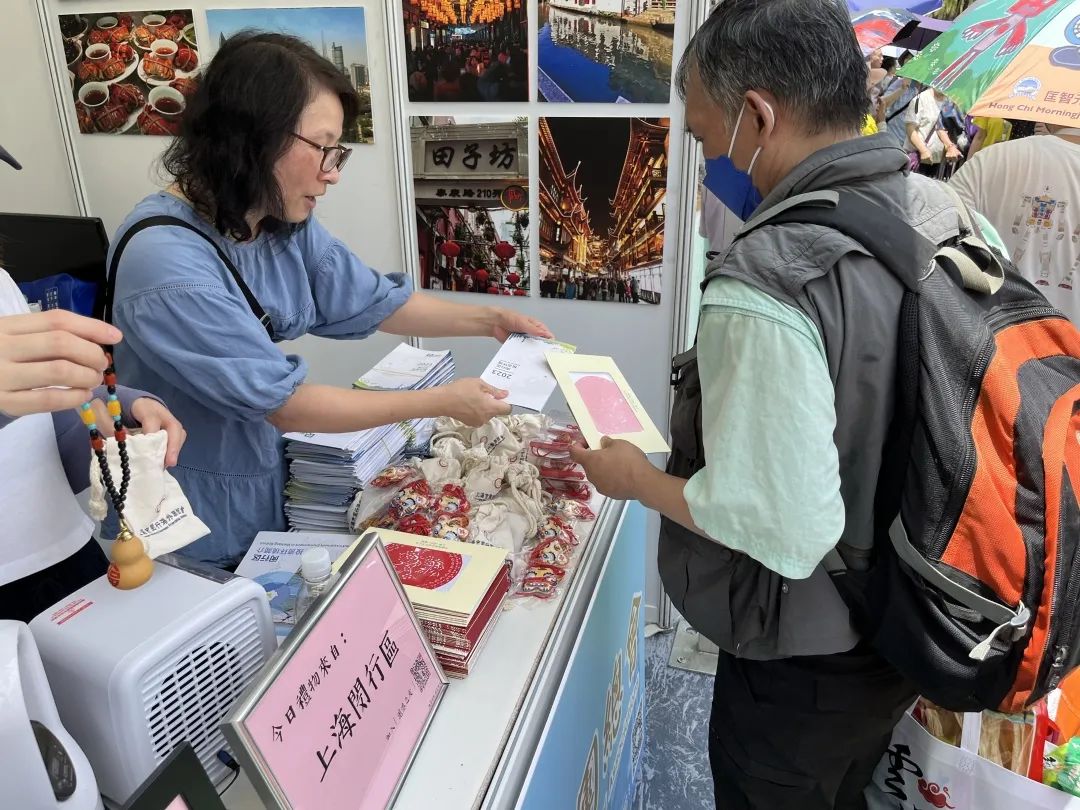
[538,116,669,304]
[402,0,528,102]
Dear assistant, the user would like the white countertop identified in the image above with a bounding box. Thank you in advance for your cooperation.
[224,496,622,810]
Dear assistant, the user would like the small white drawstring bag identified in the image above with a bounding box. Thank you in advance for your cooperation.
[88,431,209,558]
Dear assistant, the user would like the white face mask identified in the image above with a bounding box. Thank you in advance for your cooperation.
[726,99,775,175]
[705,99,776,221]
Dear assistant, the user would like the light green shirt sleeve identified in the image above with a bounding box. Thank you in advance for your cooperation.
[683,277,845,579]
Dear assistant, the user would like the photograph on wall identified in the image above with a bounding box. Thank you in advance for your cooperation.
[539,117,668,304]
[205,7,374,143]
[537,1,674,103]
[402,0,528,102]
[57,10,201,135]
[412,116,530,296]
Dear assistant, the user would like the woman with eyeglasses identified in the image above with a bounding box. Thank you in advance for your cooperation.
[107,32,551,569]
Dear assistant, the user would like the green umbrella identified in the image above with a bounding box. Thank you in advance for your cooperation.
[899,0,1080,125]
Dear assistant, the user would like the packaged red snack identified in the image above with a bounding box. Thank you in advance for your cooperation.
[530,537,573,568]
[434,483,470,515]
[389,480,433,519]
[370,464,418,489]
[395,513,434,537]
[432,512,470,543]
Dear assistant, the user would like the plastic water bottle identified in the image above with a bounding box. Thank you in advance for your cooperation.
[294,547,338,623]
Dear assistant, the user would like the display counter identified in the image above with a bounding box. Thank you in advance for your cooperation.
[224,496,648,809]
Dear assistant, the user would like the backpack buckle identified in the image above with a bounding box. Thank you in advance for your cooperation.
[968,602,1030,661]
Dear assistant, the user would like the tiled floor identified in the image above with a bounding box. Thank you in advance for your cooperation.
[640,630,715,810]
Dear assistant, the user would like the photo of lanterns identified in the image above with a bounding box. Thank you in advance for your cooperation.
[412,116,531,295]
[402,0,528,101]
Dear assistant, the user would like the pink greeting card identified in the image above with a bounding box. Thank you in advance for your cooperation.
[546,354,669,454]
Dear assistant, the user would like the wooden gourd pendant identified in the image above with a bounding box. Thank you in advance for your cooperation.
[82,356,153,589]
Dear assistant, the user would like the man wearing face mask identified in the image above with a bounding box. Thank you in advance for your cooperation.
[569,0,976,806]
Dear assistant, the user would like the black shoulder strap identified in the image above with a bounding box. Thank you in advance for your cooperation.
[733,191,938,292]
[105,215,276,340]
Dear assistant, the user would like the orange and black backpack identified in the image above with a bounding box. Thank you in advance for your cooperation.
[759,189,1080,713]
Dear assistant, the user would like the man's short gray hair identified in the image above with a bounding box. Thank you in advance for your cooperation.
[677,0,869,135]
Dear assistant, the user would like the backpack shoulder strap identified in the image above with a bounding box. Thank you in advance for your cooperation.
[105,215,276,340]
[735,190,935,291]
[737,189,1004,296]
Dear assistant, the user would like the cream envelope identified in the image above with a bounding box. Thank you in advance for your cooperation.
[545,353,669,454]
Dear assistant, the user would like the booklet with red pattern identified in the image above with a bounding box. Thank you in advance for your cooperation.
[337,529,509,626]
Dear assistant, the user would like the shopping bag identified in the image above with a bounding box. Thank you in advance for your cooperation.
[865,712,1080,809]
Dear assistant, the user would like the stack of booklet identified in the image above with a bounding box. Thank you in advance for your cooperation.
[282,344,453,532]
[378,529,511,678]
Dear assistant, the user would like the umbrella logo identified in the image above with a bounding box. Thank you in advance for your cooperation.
[1049,14,1080,71]
[1011,76,1042,99]
[1067,14,1080,46]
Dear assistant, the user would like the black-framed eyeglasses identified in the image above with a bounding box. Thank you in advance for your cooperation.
[293,132,352,173]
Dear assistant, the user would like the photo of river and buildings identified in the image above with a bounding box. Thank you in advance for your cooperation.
[537,0,675,104]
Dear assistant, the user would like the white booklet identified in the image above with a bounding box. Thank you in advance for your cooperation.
[481,333,576,411]
[353,343,452,391]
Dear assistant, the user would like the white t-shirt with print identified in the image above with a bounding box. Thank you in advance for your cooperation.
[952,133,1080,324]
[904,89,945,163]
[0,269,94,586]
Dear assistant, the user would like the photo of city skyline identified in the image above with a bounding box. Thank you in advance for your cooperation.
[205,6,374,142]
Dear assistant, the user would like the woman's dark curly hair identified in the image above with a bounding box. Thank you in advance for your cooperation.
[162,31,359,241]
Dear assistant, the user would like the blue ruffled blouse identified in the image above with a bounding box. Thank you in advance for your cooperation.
[109,193,412,566]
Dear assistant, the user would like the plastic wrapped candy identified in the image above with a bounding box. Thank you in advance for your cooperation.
[537,515,578,546]
[396,513,434,537]
[432,513,471,543]
[435,483,470,515]
[370,464,419,489]
[389,480,434,519]
[1045,738,1080,796]
[546,497,596,522]
[530,537,573,568]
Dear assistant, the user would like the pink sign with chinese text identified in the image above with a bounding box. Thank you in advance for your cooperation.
[245,548,444,809]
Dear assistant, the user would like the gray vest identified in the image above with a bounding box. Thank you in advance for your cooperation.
[659,134,966,659]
